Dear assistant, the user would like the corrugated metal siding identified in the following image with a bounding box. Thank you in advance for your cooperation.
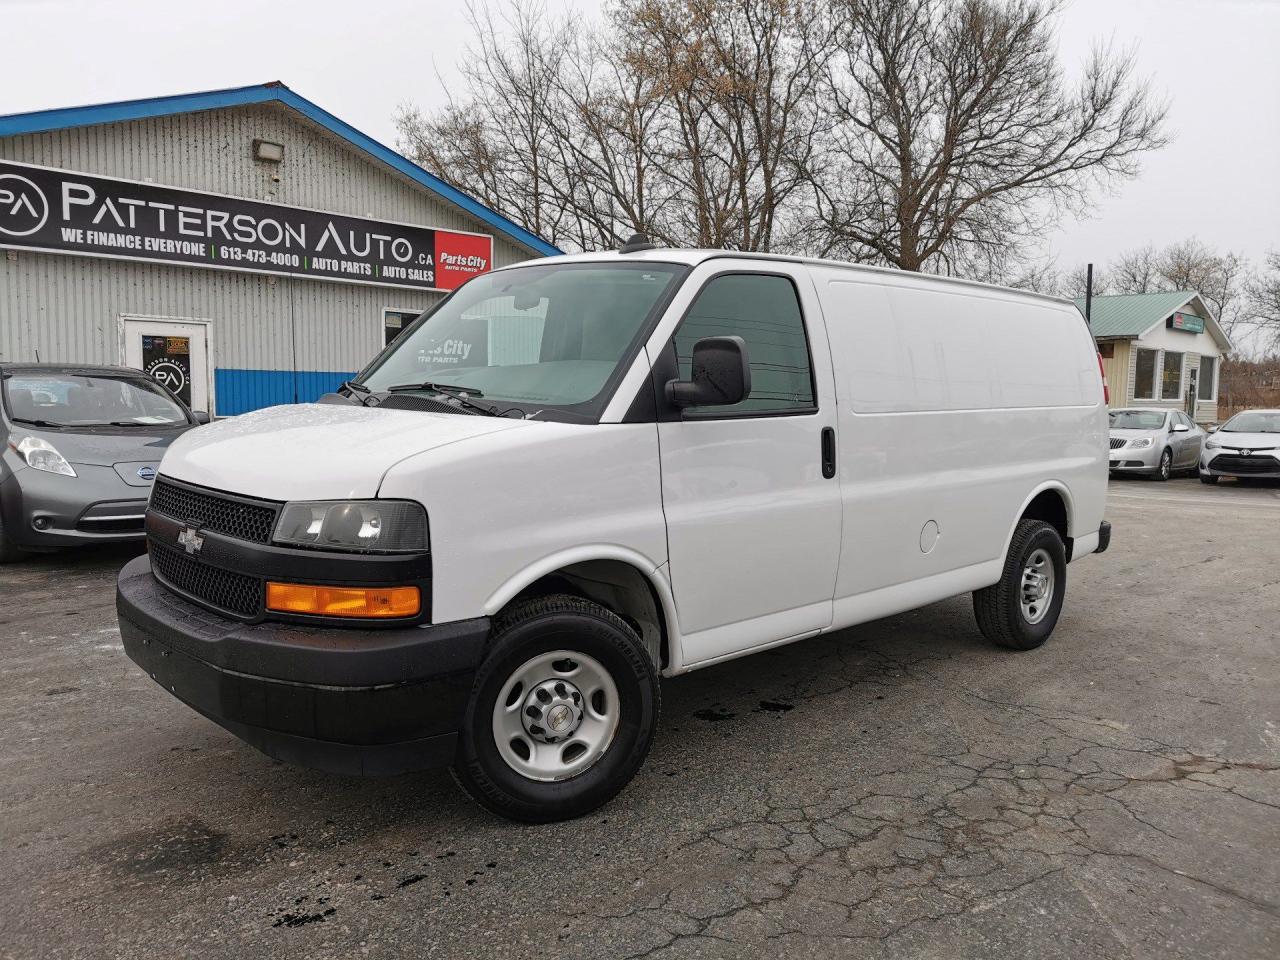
[0,103,532,268]
[215,368,353,415]
[0,103,541,414]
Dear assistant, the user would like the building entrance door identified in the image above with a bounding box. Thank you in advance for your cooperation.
[121,317,212,415]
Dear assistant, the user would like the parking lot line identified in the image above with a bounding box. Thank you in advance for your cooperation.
[1108,491,1280,509]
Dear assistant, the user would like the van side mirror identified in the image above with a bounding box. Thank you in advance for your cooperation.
[665,336,751,408]
[1172,422,1189,433]
[192,410,211,425]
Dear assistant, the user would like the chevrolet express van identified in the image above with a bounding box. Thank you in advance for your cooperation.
[117,243,1111,822]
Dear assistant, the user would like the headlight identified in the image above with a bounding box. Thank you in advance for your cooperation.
[12,436,76,477]
[273,500,428,553]
[1127,438,1153,449]
[1205,439,1221,449]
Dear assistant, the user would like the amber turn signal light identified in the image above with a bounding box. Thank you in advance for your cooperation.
[265,582,421,618]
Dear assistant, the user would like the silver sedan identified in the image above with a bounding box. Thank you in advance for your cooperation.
[1108,407,1206,481]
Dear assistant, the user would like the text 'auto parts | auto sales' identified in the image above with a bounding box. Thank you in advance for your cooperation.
[0,160,491,291]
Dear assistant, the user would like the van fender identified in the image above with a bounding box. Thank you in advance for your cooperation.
[998,481,1076,564]
[481,545,685,671]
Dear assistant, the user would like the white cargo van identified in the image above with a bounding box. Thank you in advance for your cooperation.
[117,242,1111,822]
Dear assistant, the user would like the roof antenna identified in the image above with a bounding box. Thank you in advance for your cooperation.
[619,232,655,254]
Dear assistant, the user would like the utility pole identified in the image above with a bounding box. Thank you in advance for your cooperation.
[1084,263,1093,327]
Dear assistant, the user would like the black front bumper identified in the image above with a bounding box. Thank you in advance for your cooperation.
[1202,454,1280,479]
[117,554,490,775]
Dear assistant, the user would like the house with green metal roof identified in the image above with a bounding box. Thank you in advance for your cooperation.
[1075,291,1232,423]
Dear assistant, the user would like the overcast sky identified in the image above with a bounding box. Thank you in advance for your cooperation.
[2,0,1277,273]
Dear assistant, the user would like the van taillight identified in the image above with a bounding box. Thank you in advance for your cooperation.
[1096,352,1109,404]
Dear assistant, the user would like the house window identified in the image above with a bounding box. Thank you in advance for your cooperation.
[1198,356,1216,400]
[1097,341,1114,358]
[1133,348,1158,400]
[1161,351,1184,400]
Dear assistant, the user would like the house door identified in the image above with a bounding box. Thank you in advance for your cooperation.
[121,318,212,415]
[1185,368,1198,418]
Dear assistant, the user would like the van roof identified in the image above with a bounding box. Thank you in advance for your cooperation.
[510,248,1076,308]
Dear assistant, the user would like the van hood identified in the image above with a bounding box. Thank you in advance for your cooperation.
[158,403,529,501]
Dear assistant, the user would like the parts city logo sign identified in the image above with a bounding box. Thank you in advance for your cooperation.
[0,160,493,292]
[0,173,49,237]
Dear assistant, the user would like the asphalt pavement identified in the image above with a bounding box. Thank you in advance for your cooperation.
[1,476,1277,959]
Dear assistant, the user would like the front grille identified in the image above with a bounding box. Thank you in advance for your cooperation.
[1109,437,1128,450]
[377,394,479,415]
[1210,454,1279,475]
[149,540,262,618]
[150,478,278,544]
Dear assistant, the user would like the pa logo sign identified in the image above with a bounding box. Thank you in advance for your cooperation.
[0,173,49,238]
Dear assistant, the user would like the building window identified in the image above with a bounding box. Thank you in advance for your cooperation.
[1161,351,1184,400]
[1097,341,1114,358]
[672,273,815,415]
[1198,356,1216,400]
[384,309,420,347]
[1133,348,1158,400]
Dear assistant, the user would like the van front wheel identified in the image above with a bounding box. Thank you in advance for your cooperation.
[973,519,1067,650]
[453,594,660,823]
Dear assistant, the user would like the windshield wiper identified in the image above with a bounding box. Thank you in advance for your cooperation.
[11,417,68,428]
[107,420,181,428]
[386,381,485,397]
[380,381,501,417]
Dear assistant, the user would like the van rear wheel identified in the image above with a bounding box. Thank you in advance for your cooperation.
[973,519,1066,650]
[453,594,660,823]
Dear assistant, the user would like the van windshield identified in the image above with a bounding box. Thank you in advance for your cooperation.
[358,261,686,421]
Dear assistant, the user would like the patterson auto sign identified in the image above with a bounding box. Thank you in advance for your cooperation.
[0,160,492,291]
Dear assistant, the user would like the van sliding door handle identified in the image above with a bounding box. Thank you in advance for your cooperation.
[820,427,837,479]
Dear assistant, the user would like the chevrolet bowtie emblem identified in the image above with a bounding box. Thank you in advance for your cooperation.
[177,526,205,556]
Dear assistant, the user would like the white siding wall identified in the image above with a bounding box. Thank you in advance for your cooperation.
[1124,320,1223,422]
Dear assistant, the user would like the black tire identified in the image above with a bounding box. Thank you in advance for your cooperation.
[1153,448,1172,481]
[1199,472,1219,485]
[0,507,29,564]
[453,594,660,823]
[973,519,1067,651]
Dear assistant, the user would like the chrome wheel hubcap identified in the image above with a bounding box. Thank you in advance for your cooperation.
[493,650,619,782]
[1020,548,1055,624]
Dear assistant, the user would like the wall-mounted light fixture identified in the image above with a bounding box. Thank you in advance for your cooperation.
[253,139,285,163]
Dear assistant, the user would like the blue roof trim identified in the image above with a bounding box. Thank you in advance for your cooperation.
[0,82,562,258]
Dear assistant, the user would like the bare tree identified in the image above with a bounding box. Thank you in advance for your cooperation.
[1158,238,1247,336]
[1245,251,1280,353]
[397,0,836,252]
[1061,263,1108,300]
[1110,244,1161,294]
[808,0,1168,272]
[397,0,1166,271]
[396,2,578,246]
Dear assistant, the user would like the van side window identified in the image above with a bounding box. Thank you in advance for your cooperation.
[672,273,815,415]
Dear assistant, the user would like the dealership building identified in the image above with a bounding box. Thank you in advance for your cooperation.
[0,83,558,416]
